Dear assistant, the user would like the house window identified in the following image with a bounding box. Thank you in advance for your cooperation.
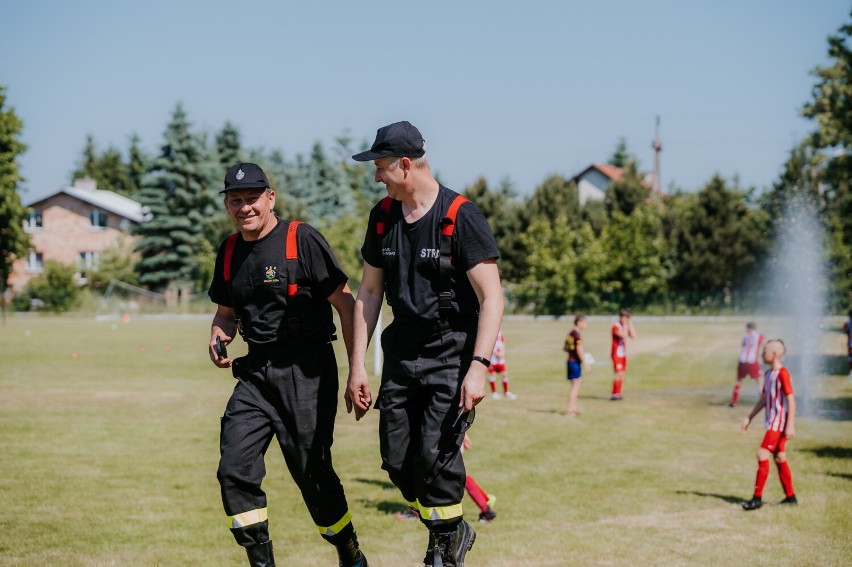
[77,251,99,283]
[89,209,107,230]
[26,251,43,273]
[24,210,43,231]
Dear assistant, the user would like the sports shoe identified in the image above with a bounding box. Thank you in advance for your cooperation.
[742,497,763,511]
[491,392,501,400]
[610,395,622,401]
[779,495,798,505]
[478,507,497,523]
[504,391,517,400]
[433,520,476,567]
[728,402,737,408]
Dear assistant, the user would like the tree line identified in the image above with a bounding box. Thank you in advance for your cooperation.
[1,15,849,314]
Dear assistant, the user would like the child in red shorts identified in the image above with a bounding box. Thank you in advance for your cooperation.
[730,322,765,407]
[739,339,797,510]
[610,308,637,400]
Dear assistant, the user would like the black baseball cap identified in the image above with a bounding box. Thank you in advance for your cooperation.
[352,121,426,162]
[222,163,270,193]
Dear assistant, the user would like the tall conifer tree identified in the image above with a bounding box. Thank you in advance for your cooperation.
[134,104,214,292]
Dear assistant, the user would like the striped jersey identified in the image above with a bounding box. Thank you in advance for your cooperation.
[611,322,626,358]
[491,330,506,364]
[763,366,794,431]
[739,330,764,364]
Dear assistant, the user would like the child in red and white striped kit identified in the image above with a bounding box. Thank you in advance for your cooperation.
[739,339,798,510]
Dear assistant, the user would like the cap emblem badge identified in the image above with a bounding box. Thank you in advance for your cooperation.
[236,169,245,181]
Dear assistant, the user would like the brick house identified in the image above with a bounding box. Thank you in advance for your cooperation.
[8,178,148,293]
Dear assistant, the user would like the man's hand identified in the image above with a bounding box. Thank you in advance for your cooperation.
[209,333,232,368]
[785,424,795,439]
[739,417,751,433]
[345,366,372,421]
[459,364,487,412]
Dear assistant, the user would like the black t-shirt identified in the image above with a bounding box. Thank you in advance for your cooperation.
[360,185,499,325]
[208,219,347,346]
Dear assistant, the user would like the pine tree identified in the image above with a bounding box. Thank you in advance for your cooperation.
[305,141,352,223]
[127,133,147,199]
[133,104,215,292]
[0,86,30,300]
[216,121,242,169]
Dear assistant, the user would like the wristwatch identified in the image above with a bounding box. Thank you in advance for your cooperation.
[472,355,490,367]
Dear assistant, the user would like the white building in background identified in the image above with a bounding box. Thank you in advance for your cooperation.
[571,163,624,205]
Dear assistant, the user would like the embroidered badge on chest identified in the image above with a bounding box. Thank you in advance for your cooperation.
[264,265,280,283]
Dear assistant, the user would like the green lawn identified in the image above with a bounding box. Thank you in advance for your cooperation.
[1,314,850,566]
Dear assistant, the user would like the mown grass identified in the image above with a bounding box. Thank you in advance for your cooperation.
[0,314,850,566]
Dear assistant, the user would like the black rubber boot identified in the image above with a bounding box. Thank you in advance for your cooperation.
[336,532,368,567]
[245,540,275,567]
[432,520,476,567]
[424,531,435,566]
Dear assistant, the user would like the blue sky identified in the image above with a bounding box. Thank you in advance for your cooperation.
[1,1,848,203]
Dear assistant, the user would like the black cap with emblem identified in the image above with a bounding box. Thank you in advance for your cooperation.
[222,162,270,193]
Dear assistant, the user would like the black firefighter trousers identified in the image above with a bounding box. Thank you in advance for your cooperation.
[217,343,354,547]
[377,321,476,533]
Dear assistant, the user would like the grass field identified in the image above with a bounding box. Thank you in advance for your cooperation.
[1,314,850,566]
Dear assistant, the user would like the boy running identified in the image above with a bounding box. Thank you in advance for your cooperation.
[739,339,798,510]
[730,322,765,407]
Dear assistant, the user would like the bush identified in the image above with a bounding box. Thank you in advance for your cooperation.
[14,261,81,312]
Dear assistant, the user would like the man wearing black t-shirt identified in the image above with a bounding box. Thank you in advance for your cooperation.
[348,122,504,566]
[208,163,367,567]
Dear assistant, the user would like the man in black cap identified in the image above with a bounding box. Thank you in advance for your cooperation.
[208,163,368,567]
[346,122,504,566]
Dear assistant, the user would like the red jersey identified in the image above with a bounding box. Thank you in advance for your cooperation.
[611,322,626,359]
[739,330,764,364]
[763,367,794,432]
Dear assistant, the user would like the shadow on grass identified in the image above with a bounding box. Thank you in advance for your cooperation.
[354,477,396,490]
[800,445,852,460]
[827,472,852,481]
[359,499,411,515]
[676,490,747,504]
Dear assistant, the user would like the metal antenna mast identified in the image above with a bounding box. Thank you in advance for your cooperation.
[651,115,662,196]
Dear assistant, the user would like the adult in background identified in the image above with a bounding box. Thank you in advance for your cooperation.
[730,322,765,407]
[347,121,503,566]
[208,163,367,567]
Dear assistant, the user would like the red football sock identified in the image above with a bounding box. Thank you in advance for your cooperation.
[489,377,496,393]
[777,460,795,497]
[503,378,509,394]
[731,383,741,405]
[753,459,770,498]
[612,379,623,396]
[465,475,489,513]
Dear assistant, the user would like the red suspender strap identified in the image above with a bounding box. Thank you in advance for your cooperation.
[376,197,393,235]
[222,233,239,283]
[442,195,470,236]
[285,221,302,296]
